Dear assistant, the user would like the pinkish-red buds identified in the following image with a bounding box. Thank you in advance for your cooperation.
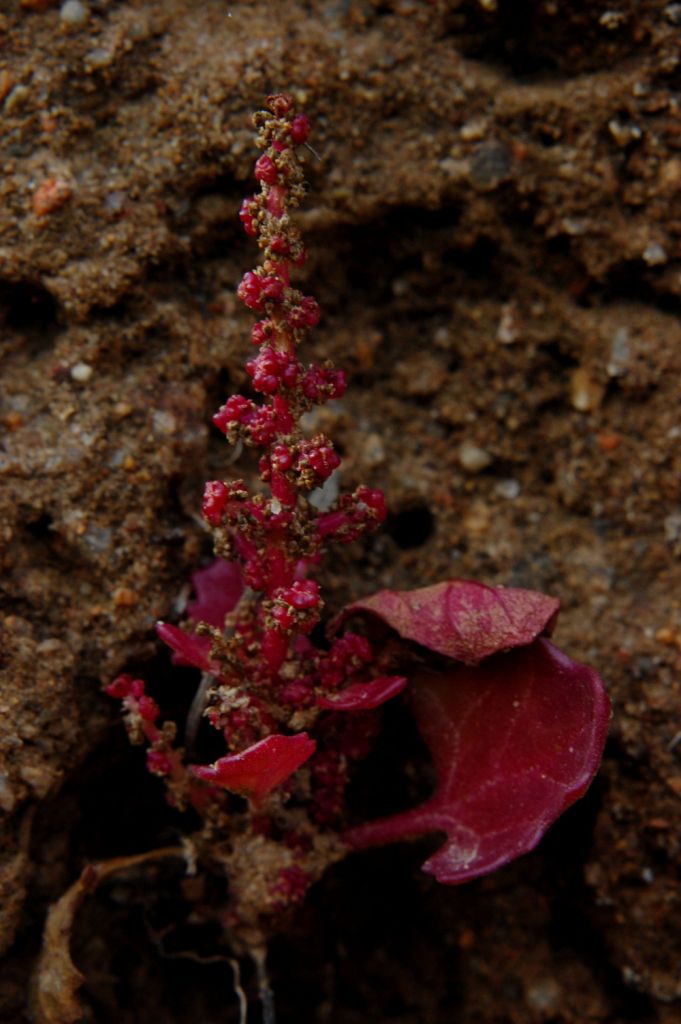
[239,196,258,236]
[297,437,340,481]
[202,480,230,525]
[251,319,273,346]
[255,153,278,185]
[290,113,311,146]
[287,296,321,330]
[246,348,299,394]
[138,694,160,722]
[301,365,347,403]
[146,750,173,776]
[237,270,263,310]
[212,395,255,434]
[270,235,290,256]
[266,93,294,117]
[106,673,136,698]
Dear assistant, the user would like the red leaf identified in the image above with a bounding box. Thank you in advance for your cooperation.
[344,639,610,883]
[155,622,214,672]
[335,580,559,665]
[316,675,408,710]
[191,733,316,801]
[187,559,244,627]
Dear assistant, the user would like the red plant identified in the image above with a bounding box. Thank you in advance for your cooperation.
[106,96,610,943]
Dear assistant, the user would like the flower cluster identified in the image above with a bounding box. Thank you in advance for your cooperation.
[107,96,404,934]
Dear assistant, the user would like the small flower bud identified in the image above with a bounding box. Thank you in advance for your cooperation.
[255,154,278,185]
[213,394,255,434]
[147,750,172,776]
[202,480,230,525]
[138,695,160,722]
[260,275,285,301]
[239,197,258,237]
[271,443,294,471]
[270,235,290,256]
[266,93,294,116]
[237,271,264,310]
[106,674,135,698]
[251,319,273,346]
[290,113,311,146]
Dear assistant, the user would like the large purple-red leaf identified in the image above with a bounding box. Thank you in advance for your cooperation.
[344,638,610,883]
[191,733,316,801]
[187,559,244,627]
[335,580,559,666]
[316,675,408,711]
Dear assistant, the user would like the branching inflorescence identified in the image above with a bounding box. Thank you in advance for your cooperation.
[106,95,610,952]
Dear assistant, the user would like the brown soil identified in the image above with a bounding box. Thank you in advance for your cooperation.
[2,1,681,1021]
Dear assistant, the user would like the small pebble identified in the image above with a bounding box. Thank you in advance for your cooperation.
[463,501,491,536]
[570,367,604,412]
[458,440,492,473]
[643,241,667,266]
[600,10,627,29]
[664,511,681,543]
[494,478,520,500]
[70,361,93,383]
[153,410,177,435]
[525,978,562,1013]
[33,177,72,217]
[496,301,521,345]
[361,432,385,466]
[460,118,487,141]
[607,327,630,377]
[608,119,642,146]
[113,587,137,608]
[60,1,89,27]
[469,142,512,191]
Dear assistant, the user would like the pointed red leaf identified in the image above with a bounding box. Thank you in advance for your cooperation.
[344,639,610,883]
[191,733,316,801]
[316,675,408,710]
[155,622,215,672]
[187,559,244,627]
[335,580,559,665]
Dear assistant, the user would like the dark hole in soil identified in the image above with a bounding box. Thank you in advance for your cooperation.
[25,513,54,539]
[1,280,58,331]
[386,504,435,549]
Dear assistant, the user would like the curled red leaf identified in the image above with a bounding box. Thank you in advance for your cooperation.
[334,580,560,666]
[344,639,610,883]
[191,733,316,801]
[316,675,407,710]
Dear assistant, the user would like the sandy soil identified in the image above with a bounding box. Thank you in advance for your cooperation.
[2,1,681,1021]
